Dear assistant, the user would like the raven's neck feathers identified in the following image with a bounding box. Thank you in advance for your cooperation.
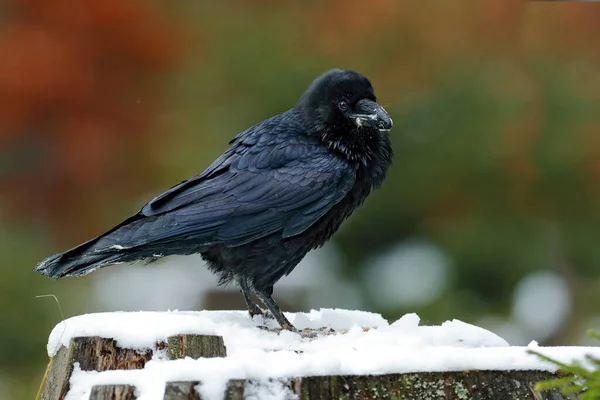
[295,105,393,191]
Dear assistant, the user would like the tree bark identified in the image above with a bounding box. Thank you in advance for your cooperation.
[167,334,226,359]
[40,334,224,400]
[158,371,573,400]
[40,336,154,400]
[89,385,137,400]
[163,382,200,400]
[163,380,245,400]
[291,371,575,400]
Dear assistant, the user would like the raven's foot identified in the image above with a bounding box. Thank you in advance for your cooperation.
[247,301,266,318]
[238,278,274,320]
[246,300,275,321]
[258,325,336,338]
[249,308,275,321]
[256,325,270,331]
[280,322,301,334]
[253,290,298,333]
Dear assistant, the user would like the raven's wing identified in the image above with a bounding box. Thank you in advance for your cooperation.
[134,134,355,247]
[139,112,297,215]
[117,110,358,248]
[35,112,356,278]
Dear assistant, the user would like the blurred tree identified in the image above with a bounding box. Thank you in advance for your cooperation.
[0,1,182,398]
[0,0,181,242]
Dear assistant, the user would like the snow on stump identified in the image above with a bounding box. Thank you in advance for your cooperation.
[38,310,600,399]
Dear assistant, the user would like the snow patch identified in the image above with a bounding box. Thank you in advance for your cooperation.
[47,309,600,400]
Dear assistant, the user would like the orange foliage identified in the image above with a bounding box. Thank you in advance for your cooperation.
[306,0,526,58]
[523,3,600,54]
[0,0,180,240]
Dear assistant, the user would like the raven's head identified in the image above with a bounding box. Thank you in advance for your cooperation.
[297,69,393,167]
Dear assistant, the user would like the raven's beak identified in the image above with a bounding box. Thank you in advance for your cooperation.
[352,99,393,131]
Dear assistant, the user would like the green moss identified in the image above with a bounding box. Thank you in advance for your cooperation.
[395,374,448,399]
[454,381,470,400]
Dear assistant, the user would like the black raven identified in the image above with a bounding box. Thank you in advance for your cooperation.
[35,69,393,331]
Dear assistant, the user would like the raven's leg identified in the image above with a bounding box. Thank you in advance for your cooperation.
[254,289,298,332]
[236,276,268,318]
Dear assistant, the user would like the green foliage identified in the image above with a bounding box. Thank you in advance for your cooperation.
[530,330,600,399]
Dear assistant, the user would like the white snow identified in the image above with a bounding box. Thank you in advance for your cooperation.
[47,309,600,400]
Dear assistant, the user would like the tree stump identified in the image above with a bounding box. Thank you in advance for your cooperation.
[38,334,574,400]
[291,371,575,400]
[39,334,226,400]
[148,371,575,399]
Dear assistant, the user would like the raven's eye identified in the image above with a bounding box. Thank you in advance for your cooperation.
[338,101,348,112]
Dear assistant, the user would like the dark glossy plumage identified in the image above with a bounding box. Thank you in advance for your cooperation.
[35,69,394,330]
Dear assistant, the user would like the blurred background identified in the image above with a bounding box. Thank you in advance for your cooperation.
[2,0,600,398]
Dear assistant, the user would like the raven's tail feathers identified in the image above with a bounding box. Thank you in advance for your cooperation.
[34,214,147,278]
[34,213,211,278]
[34,245,135,278]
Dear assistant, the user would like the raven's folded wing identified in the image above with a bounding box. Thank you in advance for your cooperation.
[134,145,355,247]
